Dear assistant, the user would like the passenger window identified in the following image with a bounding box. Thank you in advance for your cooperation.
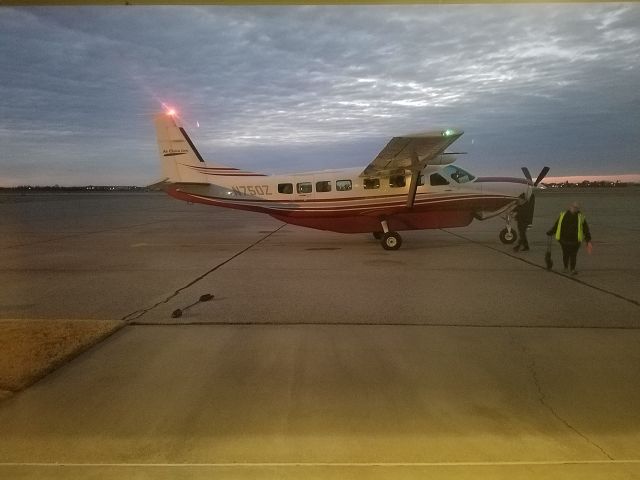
[278,183,293,194]
[418,175,425,186]
[430,173,449,186]
[363,178,380,190]
[297,182,312,194]
[316,181,332,192]
[336,180,352,191]
[389,175,406,188]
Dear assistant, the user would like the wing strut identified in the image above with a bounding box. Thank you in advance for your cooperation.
[406,151,422,209]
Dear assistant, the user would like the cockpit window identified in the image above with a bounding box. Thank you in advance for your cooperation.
[443,165,475,184]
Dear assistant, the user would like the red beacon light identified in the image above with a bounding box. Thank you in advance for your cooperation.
[166,108,176,116]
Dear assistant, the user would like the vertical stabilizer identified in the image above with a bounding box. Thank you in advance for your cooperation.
[154,112,208,183]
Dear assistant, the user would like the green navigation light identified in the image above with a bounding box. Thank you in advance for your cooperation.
[443,129,455,137]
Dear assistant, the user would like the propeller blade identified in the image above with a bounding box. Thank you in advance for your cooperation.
[534,166,550,186]
[521,167,533,183]
[521,193,536,227]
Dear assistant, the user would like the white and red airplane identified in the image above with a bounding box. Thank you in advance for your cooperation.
[154,110,548,250]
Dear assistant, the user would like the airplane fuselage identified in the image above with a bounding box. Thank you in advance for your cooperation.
[165,165,530,234]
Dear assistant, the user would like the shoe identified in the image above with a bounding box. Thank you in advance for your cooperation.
[571,270,578,275]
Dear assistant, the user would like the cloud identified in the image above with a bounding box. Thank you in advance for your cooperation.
[0,4,639,185]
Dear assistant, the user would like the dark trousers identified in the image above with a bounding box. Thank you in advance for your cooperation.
[516,222,529,249]
[560,242,580,270]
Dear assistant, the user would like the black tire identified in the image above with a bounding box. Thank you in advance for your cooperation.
[381,232,402,250]
[499,228,517,244]
[372,231,383,240]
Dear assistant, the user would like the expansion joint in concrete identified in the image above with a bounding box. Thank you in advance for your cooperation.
[120,224,286,322]
[440,229,639,308]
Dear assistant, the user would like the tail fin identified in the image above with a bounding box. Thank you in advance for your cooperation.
[154,112,210,183]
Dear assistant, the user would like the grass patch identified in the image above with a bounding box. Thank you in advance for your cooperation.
[0,319,125,392]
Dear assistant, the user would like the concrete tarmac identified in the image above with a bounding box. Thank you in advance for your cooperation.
[0,189,639,479]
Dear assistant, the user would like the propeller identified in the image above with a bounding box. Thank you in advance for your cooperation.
[518,166,550,226]
[522,166,550,186]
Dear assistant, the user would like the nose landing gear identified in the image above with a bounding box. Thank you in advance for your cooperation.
[499,227,517,244]
[499,212,518,244]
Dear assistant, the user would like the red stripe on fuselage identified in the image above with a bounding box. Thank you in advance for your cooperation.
[166,187,513,234]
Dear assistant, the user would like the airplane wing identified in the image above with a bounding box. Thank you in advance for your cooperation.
[360,129,463,177]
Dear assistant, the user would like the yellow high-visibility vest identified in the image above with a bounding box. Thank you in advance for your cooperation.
[555,212,585,242]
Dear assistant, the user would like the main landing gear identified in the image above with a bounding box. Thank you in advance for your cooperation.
[374,220,403,250]
[498,212,518,244]
[373,213,520,249]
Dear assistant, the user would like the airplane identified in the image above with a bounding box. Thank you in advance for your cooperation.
[153,110,549,250]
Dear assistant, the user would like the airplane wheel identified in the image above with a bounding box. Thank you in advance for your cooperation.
[381,232,402,250]
[499,228,517,244]
[373,231,383,240]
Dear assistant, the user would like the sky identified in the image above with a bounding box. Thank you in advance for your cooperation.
[0,4,639,186]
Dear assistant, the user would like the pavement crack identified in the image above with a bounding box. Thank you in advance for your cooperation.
[121,224,286,322]
[509,333,615,460]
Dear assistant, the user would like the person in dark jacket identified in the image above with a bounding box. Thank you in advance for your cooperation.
[546,201,592,275]
[513,194,532,252]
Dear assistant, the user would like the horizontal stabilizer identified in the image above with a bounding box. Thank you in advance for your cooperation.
[146,177,170,189]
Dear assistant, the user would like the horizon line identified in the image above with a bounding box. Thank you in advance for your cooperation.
[544,174,640,183]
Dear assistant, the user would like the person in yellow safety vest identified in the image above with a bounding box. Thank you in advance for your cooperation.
[546,201,592,275]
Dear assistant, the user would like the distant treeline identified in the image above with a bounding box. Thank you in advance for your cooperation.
[545,181,637,188]
[0,186,149,192]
